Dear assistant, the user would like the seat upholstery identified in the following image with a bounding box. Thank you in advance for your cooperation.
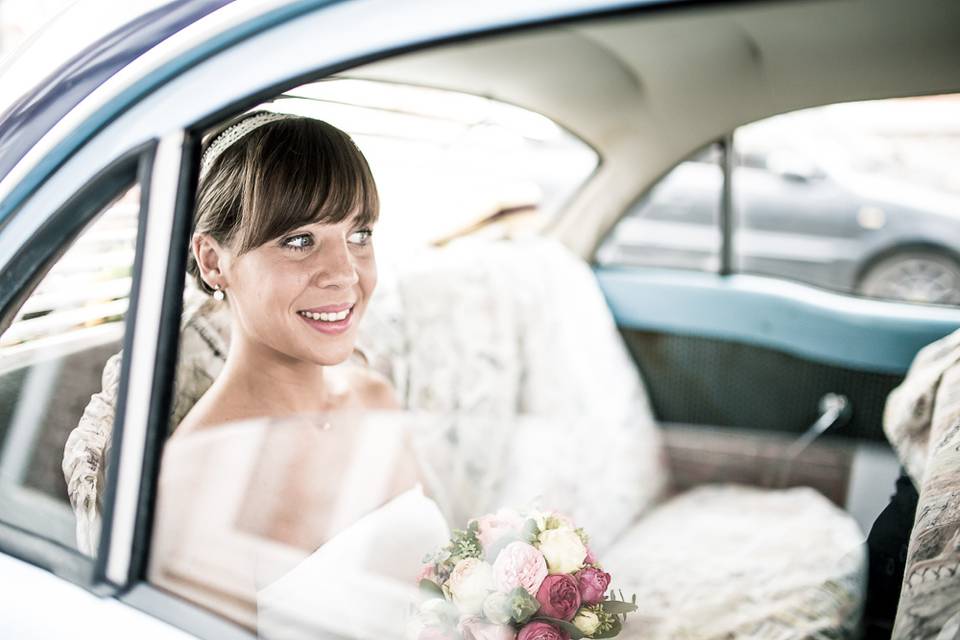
[386,237,866,638]
[606,485,866,639]
[63,236,867,636]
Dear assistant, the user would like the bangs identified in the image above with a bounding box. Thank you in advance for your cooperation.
[233,118,379,253]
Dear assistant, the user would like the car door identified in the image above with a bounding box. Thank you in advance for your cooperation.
[596,100,960,445]
[0,131,198,637]
[0,1,665,637]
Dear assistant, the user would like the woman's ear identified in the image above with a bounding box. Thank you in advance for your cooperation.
[192,232,228,289]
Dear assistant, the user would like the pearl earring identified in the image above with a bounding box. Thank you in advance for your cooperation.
[213,284,225,301]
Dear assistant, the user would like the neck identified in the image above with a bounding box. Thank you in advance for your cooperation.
[217,328,334,418]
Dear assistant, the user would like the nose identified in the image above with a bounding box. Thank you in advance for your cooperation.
[311,238,359,289]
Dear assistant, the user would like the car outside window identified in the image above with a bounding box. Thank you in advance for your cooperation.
[0,181,141,558]
[596,93,960,306]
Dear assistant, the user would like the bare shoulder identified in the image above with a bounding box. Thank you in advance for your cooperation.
[346,365,400,410]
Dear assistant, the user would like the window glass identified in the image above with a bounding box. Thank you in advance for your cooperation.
[594,143,722,271]
[733,94,960,305]
[272,79,598,263]
[0,182,140,554]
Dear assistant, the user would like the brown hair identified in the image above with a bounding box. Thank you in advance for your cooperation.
[187,112,379,294]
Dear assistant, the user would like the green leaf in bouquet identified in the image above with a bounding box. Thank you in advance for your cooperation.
[448,525,483,563]
[598,600,638,615]
[533,616,585,639]
[485,533,523,562]
[521,518,539,544]
[506,587,540,624]
[418,579,444,599]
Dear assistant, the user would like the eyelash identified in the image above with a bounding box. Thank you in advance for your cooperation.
[281,228,373,251]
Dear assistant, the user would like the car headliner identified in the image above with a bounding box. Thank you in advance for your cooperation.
[343,0,960,256]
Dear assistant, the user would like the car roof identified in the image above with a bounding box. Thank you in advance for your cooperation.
[346,0,960,255]
[0,0,235,186]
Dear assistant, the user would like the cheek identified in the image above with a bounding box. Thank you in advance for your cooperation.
[358,253,377,298]
[234,255,305,312]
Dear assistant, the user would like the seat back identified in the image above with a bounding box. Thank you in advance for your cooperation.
[370,237,668,548]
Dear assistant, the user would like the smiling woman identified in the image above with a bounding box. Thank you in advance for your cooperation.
[60,110,407,557]
[177,111,391,435]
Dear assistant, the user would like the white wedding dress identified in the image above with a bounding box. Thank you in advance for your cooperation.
[256,484,450,640]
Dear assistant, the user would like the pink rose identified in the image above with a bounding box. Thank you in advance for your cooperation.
[475,509,525,549]
[416,562,437,584]
[419,627,457,640]
[517,621,569,640]
[575,567,611,605]
[459,616,517,640]
[492,541,548,596]
[535,574,581,621]
[584,547,598,566]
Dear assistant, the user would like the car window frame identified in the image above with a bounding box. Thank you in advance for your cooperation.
[0,141,154,589]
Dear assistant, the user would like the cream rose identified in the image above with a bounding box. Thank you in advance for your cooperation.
[573,609,601,636]
[537,528,587,574]
[447,558,495,615]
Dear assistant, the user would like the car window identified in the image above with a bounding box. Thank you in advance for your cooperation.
[269,79,598,263]
[594,142,722,272]
[0,179,141,558]
[596,94,960,306]
[733,94,960,305]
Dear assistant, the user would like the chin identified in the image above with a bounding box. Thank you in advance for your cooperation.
[310,344,356,367]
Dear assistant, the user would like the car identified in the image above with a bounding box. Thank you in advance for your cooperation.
[596,125,960,305]
[0,0,959,638]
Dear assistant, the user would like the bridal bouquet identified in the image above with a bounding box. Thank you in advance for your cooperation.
[411,509,638,640]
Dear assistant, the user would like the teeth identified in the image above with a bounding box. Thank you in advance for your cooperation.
[299,308,351,322]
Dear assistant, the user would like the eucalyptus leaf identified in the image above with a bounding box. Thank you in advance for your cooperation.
[418,579,444,598]
[532,616,585,640]
[599,600,638,614]
[521,518,539,543]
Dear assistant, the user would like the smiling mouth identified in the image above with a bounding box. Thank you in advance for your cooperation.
[296,305,355,335]
[296,306,353,322]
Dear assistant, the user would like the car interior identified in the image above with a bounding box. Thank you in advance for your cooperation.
[1,0,959,638]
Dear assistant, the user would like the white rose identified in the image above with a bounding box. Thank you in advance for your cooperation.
[573,608,601,636]
[537,528,587,574]
[447,558,495,615]
[481,592,513,625]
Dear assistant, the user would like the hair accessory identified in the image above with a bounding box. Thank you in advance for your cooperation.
[213,284,225,302]
[199,111,296,179]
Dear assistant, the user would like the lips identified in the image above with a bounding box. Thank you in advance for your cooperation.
[296,303,355,335]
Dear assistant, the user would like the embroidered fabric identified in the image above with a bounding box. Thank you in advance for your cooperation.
[605,485,867,639]
[886,331,960,638]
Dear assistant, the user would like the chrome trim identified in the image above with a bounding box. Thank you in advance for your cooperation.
[105,130,184,585]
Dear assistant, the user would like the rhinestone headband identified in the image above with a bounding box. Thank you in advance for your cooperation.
[199,111,297,178]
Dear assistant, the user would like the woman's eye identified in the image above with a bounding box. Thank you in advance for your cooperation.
[282,233,314,251]
[348,228,373,246]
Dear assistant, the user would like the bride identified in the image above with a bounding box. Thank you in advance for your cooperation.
[122,111,448,635]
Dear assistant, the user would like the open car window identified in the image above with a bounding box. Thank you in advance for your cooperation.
[0,167,143,567]
[597,93,960,307]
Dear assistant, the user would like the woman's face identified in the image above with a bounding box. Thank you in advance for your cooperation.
[214,213,377,367]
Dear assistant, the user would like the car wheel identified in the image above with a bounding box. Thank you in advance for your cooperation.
[857,251,960,305]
